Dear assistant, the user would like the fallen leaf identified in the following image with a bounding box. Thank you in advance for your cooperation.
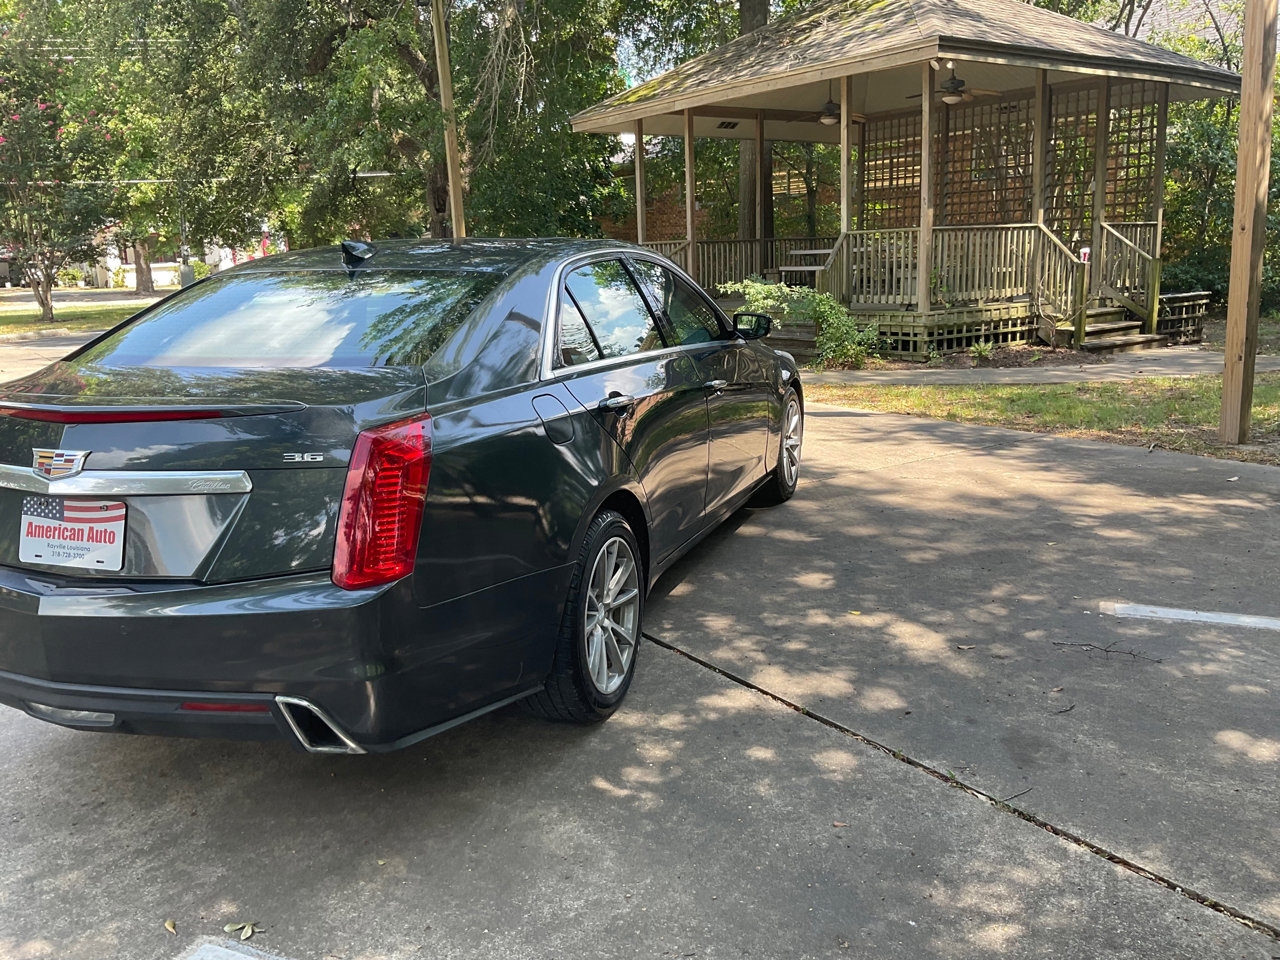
[833,821,848,828]
[224,923,246,934]
[1227,477,1239,482]
[955,644,975,651]
[164,920,177,935]
[242,923,259,941]
[377,859,387,866]
[848,611,861,616]
[1051,686,1063,693]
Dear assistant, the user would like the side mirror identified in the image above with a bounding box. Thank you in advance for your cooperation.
[733,312,772,340]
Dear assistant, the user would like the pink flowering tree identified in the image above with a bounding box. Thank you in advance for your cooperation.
[0,30,114,321]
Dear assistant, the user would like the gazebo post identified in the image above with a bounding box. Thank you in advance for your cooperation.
[917,62,935,314]
[684,108,698,281]
[1032,70,1049,225]
[1148,83,1170,335]
[634,119,648,246]
[840,76,854,234]
[1091,78,1111,297]
[755,111,765,276]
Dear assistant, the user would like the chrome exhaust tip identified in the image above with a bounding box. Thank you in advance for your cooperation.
[275,696,366,755]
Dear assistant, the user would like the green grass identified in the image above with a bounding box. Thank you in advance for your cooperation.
[0,304,141,335]
[810,373,1280,466]
[1200,312,1280,355]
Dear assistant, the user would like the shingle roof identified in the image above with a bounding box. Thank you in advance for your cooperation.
[573,0,1239,132]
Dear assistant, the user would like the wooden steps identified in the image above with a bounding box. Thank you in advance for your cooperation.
[1056,305,1168,355]
[1079,333,1169,354]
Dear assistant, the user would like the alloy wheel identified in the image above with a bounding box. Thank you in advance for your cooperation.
[781,398,802,488]
[583,536,641,695]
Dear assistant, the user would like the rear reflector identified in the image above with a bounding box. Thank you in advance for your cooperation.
[332,414,431,590]
[179,702,272,714]
[0,406,225,424]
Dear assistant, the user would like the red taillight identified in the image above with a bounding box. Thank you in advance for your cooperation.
[0,406,226,423]
[332,414,431,590]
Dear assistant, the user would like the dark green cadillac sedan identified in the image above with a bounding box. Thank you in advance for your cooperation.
[0,239,803,753]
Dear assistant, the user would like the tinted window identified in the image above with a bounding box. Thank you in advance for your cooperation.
[563,260,665,359]
[556,298,602,367]
[630,260,724,346]
[76,270,504,368]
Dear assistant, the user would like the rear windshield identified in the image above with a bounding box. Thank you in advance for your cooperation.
[75,270,506,368]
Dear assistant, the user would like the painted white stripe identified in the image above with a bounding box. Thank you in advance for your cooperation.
[1102,602,1280,632]
[179,938,292,960]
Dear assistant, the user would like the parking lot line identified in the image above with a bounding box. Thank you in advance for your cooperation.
[1102,601,1280,631]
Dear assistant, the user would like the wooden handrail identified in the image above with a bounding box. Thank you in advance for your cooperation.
[1100,222,1152,262]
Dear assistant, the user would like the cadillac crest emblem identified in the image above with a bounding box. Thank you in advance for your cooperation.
[32,448,90,480]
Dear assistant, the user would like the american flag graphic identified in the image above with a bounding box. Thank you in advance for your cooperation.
[22,496,126,524]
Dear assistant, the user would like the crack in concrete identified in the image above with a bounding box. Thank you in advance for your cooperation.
[643,632,1280,943]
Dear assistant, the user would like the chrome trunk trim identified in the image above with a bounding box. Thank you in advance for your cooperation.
[0,464,252,496]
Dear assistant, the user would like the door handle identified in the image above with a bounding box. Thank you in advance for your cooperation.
[597,394,638,413]
[704,379,728,394]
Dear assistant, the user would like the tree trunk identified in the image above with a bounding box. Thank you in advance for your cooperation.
[31,266,55,323]
[428,161,450,238]
[737,0,769,240]
[133,239,156,295]
[804,144,819,237]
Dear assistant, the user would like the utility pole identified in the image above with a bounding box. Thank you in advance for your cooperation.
[430,0,467,239]
[1220,0,1277,442]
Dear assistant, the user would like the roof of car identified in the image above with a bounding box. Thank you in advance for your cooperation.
[224,238,641,276]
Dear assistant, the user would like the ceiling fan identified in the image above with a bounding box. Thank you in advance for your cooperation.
[908,62,1001,104]
[791,80,862,126]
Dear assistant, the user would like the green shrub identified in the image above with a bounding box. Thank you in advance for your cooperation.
[720,277,883,369]
[110,267,127,289]
[55,267,82,286]
[192,260,213,280]
[969,340,995,362]
[816,310,886,369]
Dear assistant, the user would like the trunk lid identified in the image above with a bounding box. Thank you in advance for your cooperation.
[0,362,426,584]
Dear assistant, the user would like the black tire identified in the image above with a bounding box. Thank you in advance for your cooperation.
[750,389,803,506]
[526,510,643,723]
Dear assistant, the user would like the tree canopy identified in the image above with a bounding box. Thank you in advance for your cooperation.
[0,0,1261,313]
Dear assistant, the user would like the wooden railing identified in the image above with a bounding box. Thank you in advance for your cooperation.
[695,240,758,293]
[842,228,920,306]
[932,224,1039,305]
[815,233,852,305]
[643,237,838,292]
[1098,222,1155,327]
[1110,221,1159,259]
[1033,225,1088,344]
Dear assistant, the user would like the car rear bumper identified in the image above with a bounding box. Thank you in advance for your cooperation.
[0,565,433,751]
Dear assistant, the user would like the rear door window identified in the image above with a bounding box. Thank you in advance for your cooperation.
[563,260,666,359]
[73,270,505,368]
[629,259,726,346]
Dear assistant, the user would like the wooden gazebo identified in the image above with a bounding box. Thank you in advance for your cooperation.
[572,0,1240,357]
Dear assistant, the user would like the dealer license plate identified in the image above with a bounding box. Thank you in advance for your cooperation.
[19,495,127,571]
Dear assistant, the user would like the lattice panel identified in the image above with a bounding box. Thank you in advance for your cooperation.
[1045,84,1098,244]
[939,97,1034,225]
[863,112,922,229]
[1107,81,1160,223]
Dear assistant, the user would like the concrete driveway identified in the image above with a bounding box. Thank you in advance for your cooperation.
[0,399,1278,958]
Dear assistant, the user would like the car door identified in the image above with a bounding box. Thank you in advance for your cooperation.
[629,258,772,518]
[552,258,711,564]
